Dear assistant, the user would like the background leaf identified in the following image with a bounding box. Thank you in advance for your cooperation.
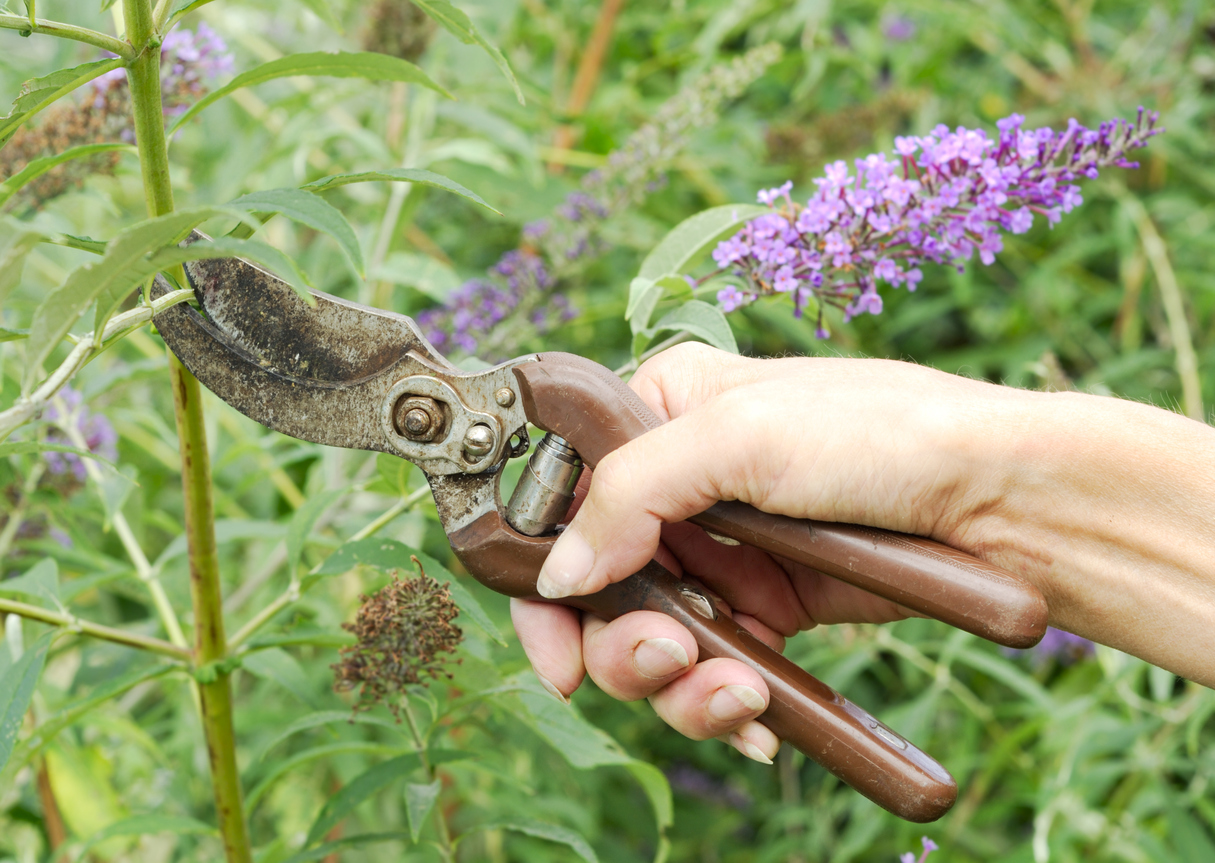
[302,167,499,213]
[230,188,364,276]
[409,0,524,104]
[0,631,53,775]
[403,779,441,842]
[170,52,452,132]
[648,300,739,353]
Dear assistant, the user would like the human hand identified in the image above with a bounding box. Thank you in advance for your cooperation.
[511,343,1025,761]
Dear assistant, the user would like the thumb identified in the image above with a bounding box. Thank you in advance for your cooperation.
[534,389,749,598]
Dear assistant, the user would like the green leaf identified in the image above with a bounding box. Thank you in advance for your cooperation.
[313,538,506,645]
[0,631,53,775]
[404,779,441,842]
[376,452,415,496]
[0,326,26,342]
[242,647,319,708]
[0,231,44,306]
[649,300,738,353]
[636,203,768,281]
[148,236,314,308]
[2,663,175,780]
[0,441,116,469]
[287,489,345,577]
[72,814,215,863]
[244,742,403,811]
[0,557,59,607]
[0,59,124,149]
[170,52,452,134]
[281,832,413,863]
[304,754,423,846]
[252,710,406,764]
[0,142,134,208]
[302,167,499,214]
[230,188,364,276]
[23,206,257,392]
[626,275,692,332]
[469,820,598,863]
[409,0,524,104]
[296,0,342,32]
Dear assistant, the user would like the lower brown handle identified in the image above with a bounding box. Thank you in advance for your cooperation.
[576,562,958,823]
[692,502,1048,648]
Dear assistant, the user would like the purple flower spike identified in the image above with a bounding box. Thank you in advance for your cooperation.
[43,388,118,481]
[713,110,1160,334]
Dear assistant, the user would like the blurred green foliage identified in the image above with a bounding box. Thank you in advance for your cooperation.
[1,1,1213,862]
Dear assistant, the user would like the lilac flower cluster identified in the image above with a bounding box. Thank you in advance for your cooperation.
[900,836,939,863]
[91,24,234,118]
[43,388,118,482]
[711,110,1160,337]
[416,245,574,355]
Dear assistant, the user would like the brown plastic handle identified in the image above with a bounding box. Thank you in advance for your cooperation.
[513,352,1048,648]
[446,516,957,822]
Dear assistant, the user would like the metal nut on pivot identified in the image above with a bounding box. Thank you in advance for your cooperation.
[462,424,495,460]
[494,387,516,408]
[393,396,446,442]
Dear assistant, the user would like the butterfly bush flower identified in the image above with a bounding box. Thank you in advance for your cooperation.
[414,44,782,358]
[712,110,1160,337]
[43,388,118,482]
[1002,626,1095,665]
[90,24,234,119]
[900,836,939,863]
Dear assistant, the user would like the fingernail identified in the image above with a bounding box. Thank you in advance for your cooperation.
[536,529,595,599]
[728,732,774,765]
[633,638,690,679]
[536,673,570,705]
[707,685,766,723]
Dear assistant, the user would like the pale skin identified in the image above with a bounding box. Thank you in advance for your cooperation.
[510,343,1215,764]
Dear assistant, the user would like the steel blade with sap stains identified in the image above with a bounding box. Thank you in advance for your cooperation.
[151,246,528,475]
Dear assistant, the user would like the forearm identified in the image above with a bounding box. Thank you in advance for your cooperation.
[954,389,1215,684]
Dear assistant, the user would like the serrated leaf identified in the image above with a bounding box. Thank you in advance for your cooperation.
[303,167,498,214]
[71,815,215,863]
[0,631,53,775]
[0,558,59,607]
[286,489,345,577]
[637,204,768,281]
[313,538,506,645]
[410,0,523,104]
[1,59,124,149]
[170,52,452,134]
[404,779,441,843]
[472,820,598,863]
[230,188,364,276]
[0,142,134,208]
[649,300,738,353]
[297,0,342,32]
[0,441,116,468]
[304,754,423,846]
[23,206,257,392]
[242,647,319,708]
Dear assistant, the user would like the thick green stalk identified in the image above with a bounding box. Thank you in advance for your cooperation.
[123,2,253,861]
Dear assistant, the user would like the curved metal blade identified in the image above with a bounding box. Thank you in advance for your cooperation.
[152,272,425,454]
[182,242,451,383]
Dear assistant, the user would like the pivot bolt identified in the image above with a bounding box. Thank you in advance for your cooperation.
[462,424,495,460]
[393,396,446,442]
[495,387,516,408]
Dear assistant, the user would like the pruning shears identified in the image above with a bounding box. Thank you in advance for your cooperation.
[152,240,1048,823]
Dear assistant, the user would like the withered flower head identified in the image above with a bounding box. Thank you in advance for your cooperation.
[332,558,463,720]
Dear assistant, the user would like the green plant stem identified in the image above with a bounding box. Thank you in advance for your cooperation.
[0,461,44,561]
[402,700,455,861]
[0,14,134,58]
[123,1,253,859]
[0,597,190,660]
